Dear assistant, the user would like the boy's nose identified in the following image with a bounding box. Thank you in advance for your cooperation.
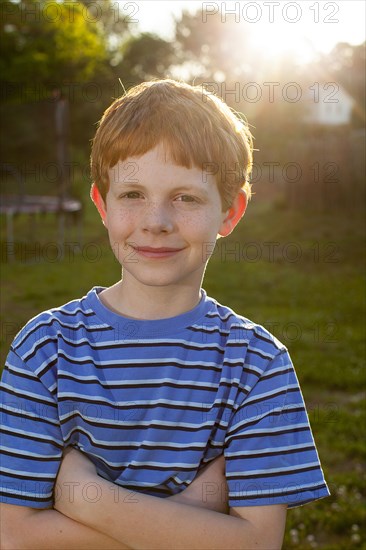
[142,203,174,233]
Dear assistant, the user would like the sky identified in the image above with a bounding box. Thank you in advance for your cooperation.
[125,0,365,63]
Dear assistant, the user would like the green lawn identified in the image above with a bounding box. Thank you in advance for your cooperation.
[1,193,365,549]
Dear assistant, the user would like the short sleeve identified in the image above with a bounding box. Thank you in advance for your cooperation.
[224,349,330,508]
[0,347,64,508]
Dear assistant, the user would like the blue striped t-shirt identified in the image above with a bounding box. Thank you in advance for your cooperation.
[0,287,329,509]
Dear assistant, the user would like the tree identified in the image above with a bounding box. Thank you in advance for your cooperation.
[0,0,107,98]
[79,0,131,66]
[114,32,175,84]
[323,41,366,127]
[174,8,258,82]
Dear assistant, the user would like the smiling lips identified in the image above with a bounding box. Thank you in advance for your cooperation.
[133,246,185,259]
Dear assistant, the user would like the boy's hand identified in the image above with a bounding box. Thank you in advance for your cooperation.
[169,455,229,514]
[54,447,98,520]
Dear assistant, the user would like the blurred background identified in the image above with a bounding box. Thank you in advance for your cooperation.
[1,1,365,548]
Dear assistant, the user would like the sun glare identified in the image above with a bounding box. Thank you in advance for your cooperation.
[251,24,313,64]
[136,0,365,66]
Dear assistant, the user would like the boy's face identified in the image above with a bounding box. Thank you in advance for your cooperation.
[93,144,246,291]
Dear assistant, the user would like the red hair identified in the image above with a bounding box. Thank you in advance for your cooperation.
[91,79,253,210]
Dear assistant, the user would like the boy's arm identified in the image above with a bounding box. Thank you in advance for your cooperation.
[169,454,229,513]
[0,503,130,550]
[55,449,287,550]
[0,451,229,550]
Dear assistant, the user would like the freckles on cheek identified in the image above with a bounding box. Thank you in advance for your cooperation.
[184,218,216,243]
[179,213,203,234]
[110,209,136,229]
[192,210,217,228]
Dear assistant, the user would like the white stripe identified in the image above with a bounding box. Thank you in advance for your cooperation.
[1,426,63,445]
[1,487,53,498]
[0,466,55,479]
[227,461,321,477]
[64,427,206,449]
[245,344,276,359]
[129,460,197,468]
[51,319,107,330]
[0,404,60,426]
[172,475,191,485]
[229,422,310,438]
[22,335,56,360]
[263,364,292,377]
[243,384,300,407]
[49,305,94,316]
[58,351,221,368]
[5,364,38,378]
[97,458,198,469]
[14,310,99,347]
[34,353,58,376]
[226,360,263,376]
[230,323,256,330]
[0,445,60,459]
[230,480,325,497]
[206,311,235,321]
[116,479,158,488]
[113,478,188,489]
[226,442,314,457]
[59,335,227,350]
[191,324,230,334]
[220,377,251,393]
[58,392,234,410]
[227,404,287,434]
[60,409,227,429]
[58,372,219,389]
[1,383,56,405]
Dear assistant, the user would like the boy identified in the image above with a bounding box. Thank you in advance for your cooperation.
[0,79,329,549]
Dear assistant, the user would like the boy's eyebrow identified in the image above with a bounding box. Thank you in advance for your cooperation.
[111,180,144,188]
[174,186,210,198]
[112,180,210,196]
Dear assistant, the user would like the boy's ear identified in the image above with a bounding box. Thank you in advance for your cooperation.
[218,189,247,237]
[90,183,107,223]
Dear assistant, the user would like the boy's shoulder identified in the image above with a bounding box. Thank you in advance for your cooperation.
[204,293,288,359]
[10,287,103,356]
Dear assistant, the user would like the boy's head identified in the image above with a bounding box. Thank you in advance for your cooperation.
[91,79,253,211]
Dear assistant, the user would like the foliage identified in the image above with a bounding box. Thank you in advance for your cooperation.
[0,0,176,174]
[324,41,366,127]
[116,32,175,82]
[0,0,107,92]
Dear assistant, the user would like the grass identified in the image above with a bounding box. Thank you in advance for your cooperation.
[1,191,365,549]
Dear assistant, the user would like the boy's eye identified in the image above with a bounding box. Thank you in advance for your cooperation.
[121,191,142,199]
[176,195,198,203]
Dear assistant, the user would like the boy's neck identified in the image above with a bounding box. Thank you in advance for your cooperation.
[99,280,202,321]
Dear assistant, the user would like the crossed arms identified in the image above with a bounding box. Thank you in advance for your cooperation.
[1,448,287,550]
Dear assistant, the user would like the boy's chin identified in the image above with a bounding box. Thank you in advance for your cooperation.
[120,267,205,290]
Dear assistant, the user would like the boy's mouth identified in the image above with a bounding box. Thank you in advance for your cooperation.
[133,246,185,259]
